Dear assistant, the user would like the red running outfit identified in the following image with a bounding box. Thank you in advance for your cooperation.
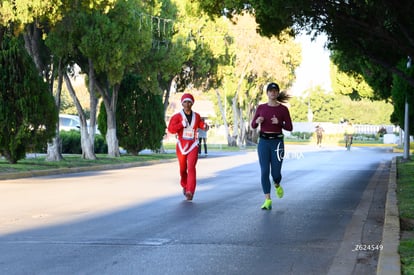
[168,108,205,196]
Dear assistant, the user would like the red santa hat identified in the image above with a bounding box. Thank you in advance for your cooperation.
[181,93,194,104]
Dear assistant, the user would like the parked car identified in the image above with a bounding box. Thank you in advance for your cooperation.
[87,119,101,135]
[59,114,101,135]
[59,114,80,131]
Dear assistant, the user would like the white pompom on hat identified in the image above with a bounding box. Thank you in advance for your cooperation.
[181,93,194,104]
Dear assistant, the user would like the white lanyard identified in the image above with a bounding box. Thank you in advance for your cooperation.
[180,111,196,140]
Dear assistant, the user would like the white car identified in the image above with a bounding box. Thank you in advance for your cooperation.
[59,114,80,131]
[59,114,101,135]
[87,119,101,135]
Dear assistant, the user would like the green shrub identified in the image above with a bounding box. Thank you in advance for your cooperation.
[94,134,108,154]
[60,131,82,154]
[60,131,107,154]
[353,133,378,141]
[291,131,313,140]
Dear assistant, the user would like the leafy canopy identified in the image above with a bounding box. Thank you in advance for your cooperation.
[196,0,414,93]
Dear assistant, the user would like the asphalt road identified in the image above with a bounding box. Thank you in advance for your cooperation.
[0,145,398,275]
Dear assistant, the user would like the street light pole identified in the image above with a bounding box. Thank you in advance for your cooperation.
[403,56,411,160]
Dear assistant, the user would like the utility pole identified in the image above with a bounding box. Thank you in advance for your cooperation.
[403,56,411,160]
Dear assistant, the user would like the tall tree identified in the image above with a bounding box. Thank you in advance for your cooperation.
[331,62,375,100]
[149,0,235,146]
[2,0,72,161]
[45,3,103,160]
[224,13,301,146]
[71,0,153,157]
[133,0,189,114]
[0,33,57,163]
[391,61,414,133]
[99,74,166,155]
[178,11,235,145]
[21,21,64,161]
[197,0,414,131]
[290,86,393,124]
[197,0,414,93]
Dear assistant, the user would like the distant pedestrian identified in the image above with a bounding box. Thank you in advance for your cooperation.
[198,118,209,156]
[168,93,206,201]
[251,82,293,210]
[344,121,355,150]
[315,124,324,147]
[377,126,387,137]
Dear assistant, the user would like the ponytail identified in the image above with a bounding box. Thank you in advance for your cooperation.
[277,91,291,103]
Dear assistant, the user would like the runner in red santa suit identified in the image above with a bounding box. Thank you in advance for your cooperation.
[168,93,206,201]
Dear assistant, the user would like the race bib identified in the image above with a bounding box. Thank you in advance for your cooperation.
[183,127,195,140]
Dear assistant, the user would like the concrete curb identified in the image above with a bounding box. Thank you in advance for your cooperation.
[377,157,401,275]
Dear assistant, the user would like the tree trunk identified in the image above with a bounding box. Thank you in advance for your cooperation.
[63,72,97,160]
[46,136,63,161]
[106,127,120,157]
[80,128,96,159]
[163,76,175,113]
[239,108,246,147]
[105,93,120,157]
[101,94,120,157]
[158,76,176,154]
[24,23,64,161]
[230,58,250,147]
[246,101,258,145]
[87,59,99,137]
[94,64,120,158]
[232,95,239,146]
[23,23,45,78]
[215,89,234,145]
[46,59,64,161]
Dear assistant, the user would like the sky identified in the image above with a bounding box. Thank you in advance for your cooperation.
[289,33,332,97]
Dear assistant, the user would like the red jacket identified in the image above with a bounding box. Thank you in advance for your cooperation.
[168,110,205,155]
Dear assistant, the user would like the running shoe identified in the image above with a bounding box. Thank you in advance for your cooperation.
[261,199,272,210]
[185,191,193,201]
[275,185,284,198]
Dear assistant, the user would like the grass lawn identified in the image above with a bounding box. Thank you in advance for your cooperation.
[0,143,255,174]
[397,157,414,274]
[0,154,177,173]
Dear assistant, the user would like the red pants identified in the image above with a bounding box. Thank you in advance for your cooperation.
[176,144,199,194]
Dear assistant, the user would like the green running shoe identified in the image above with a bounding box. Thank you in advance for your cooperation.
[275,185,284,198]
[261,199,272,210]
